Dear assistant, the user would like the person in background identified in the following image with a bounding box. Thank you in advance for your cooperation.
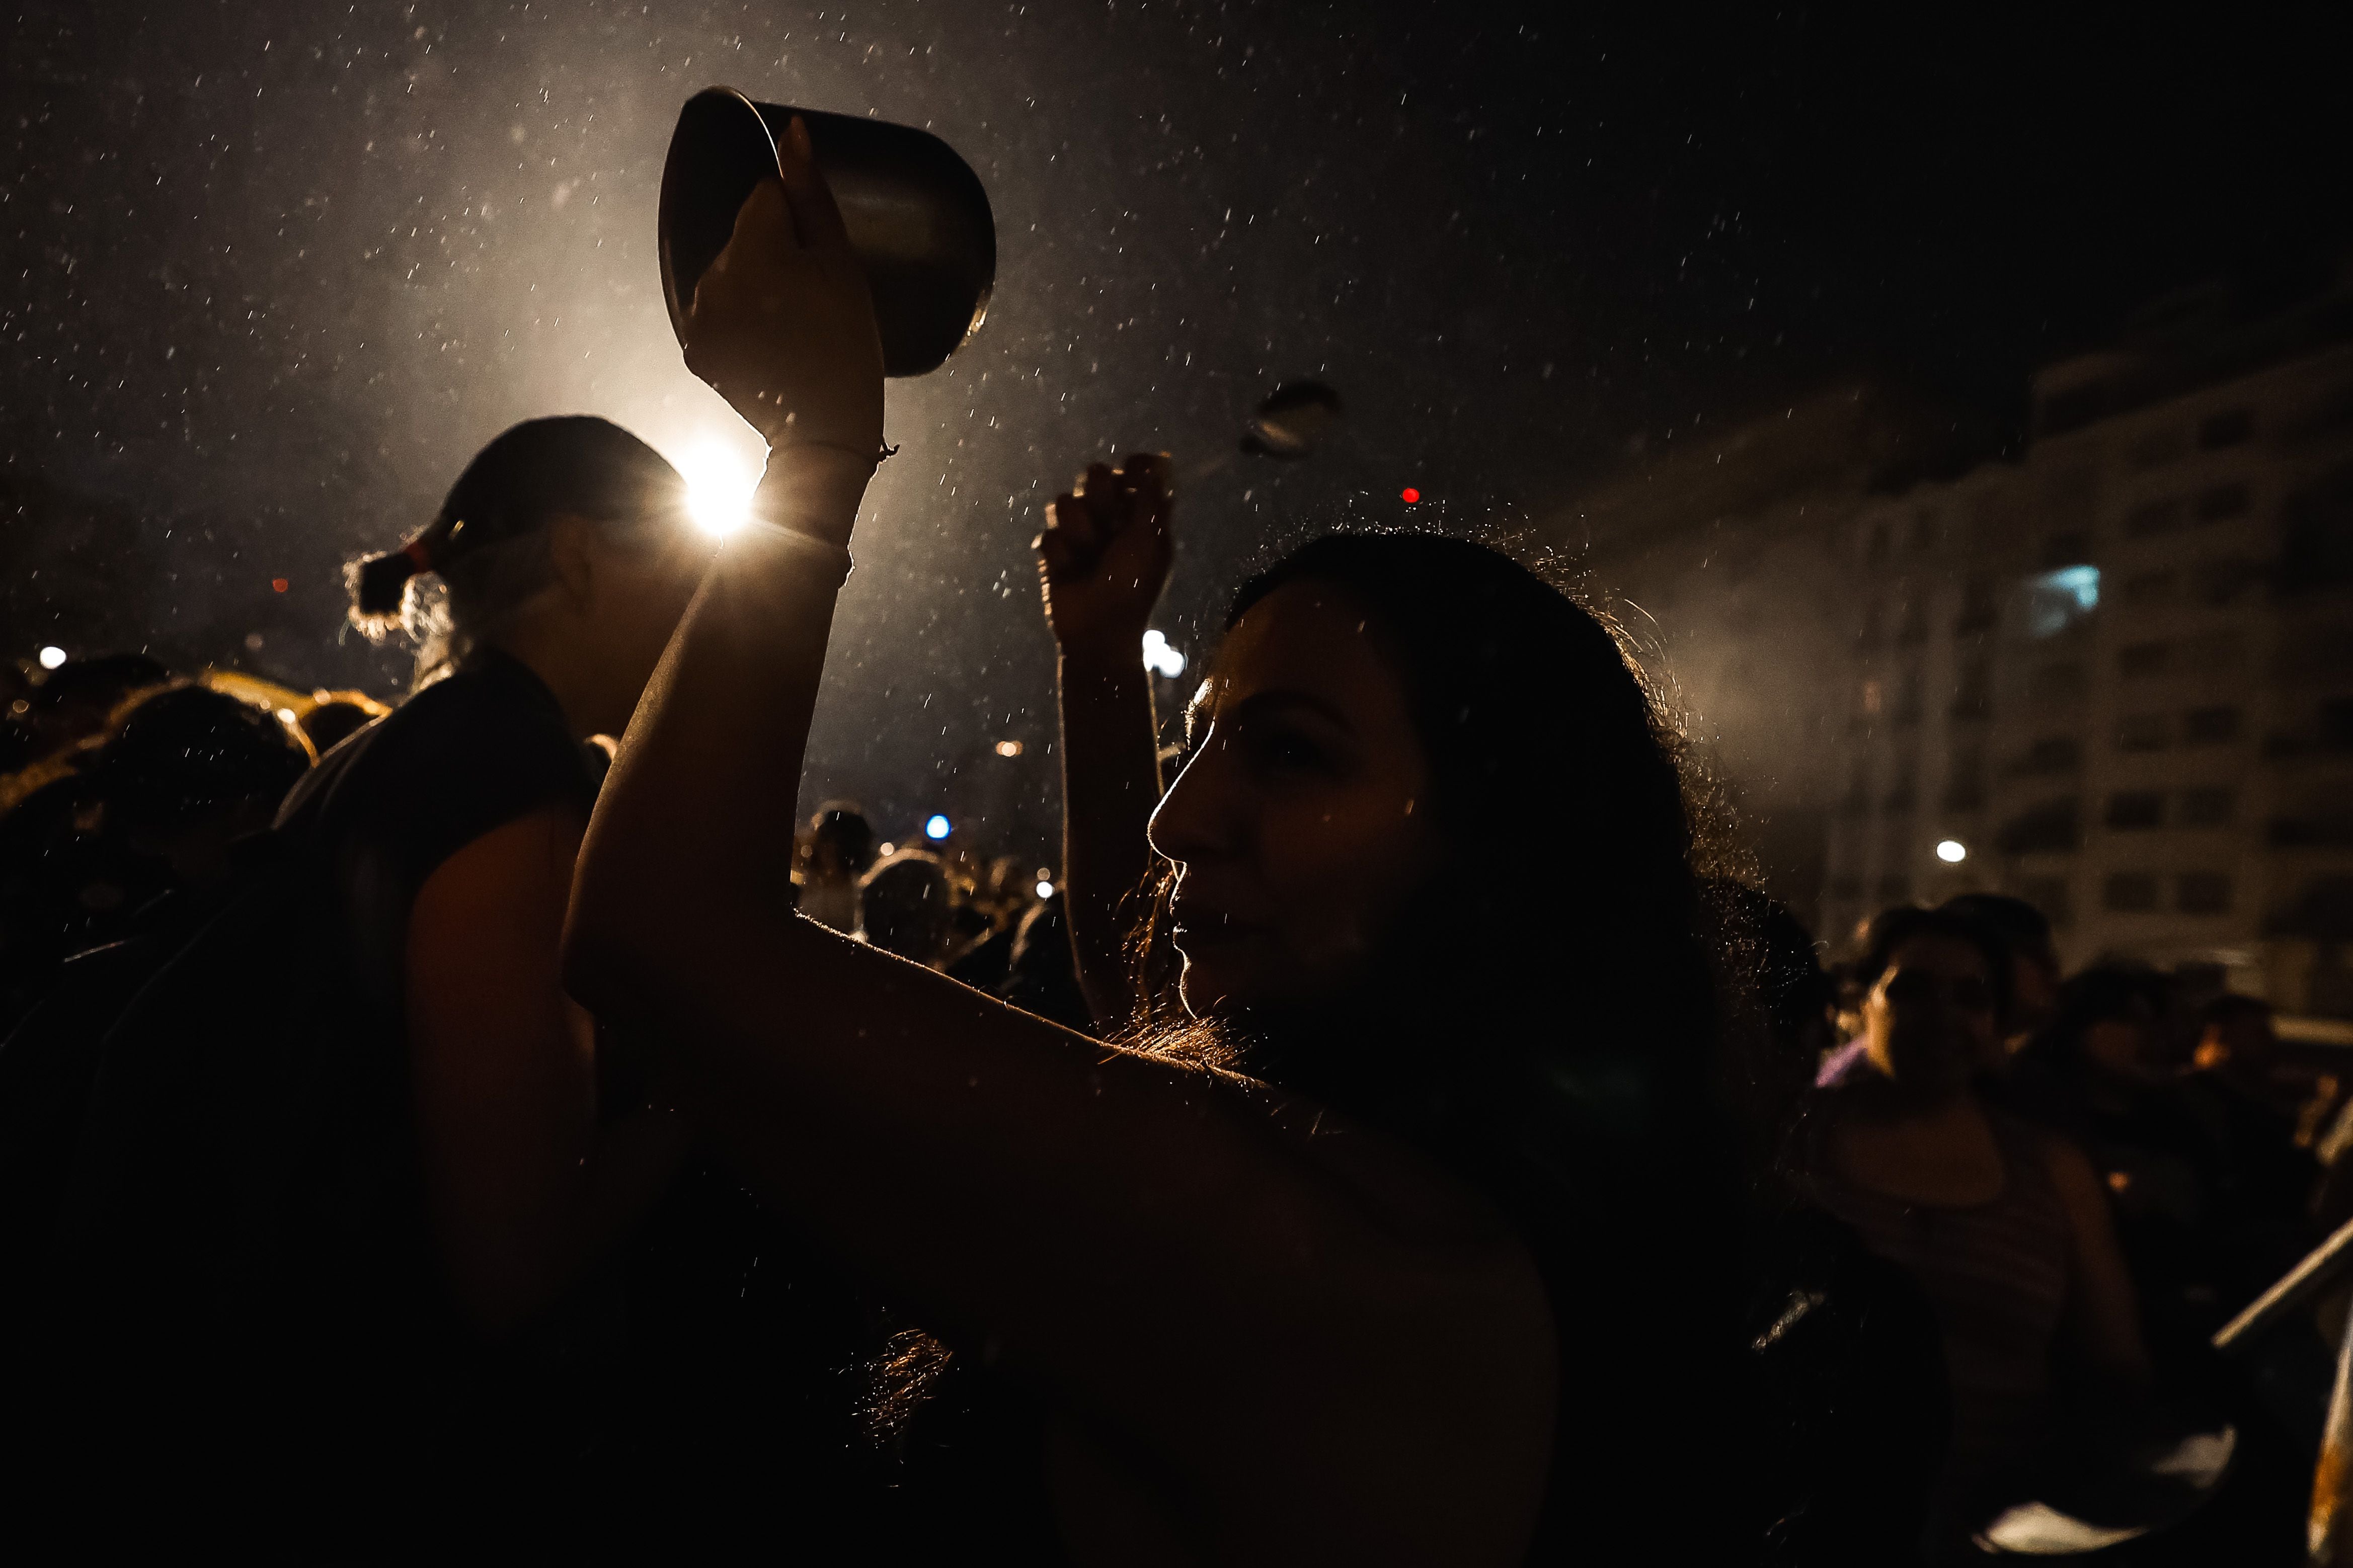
[857,847,958,968]
[2,685,316,1314]
[794,800,874,932]
[1940,892,2062,1053]
[992,888,1093,1032]
[2179,996,2322,1306]
[1810,907,2150,1542]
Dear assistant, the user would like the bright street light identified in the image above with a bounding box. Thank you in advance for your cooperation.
[676,439,758,538]
[1936,839,1968,864]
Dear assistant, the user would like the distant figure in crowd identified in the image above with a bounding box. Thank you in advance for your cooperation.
[857,847,957,967]
[1941,891,2062,1051]
[796,799,875,932]
[1811,907,2150,1538]
[568,130,1751,1565]
[2,684,313,1333]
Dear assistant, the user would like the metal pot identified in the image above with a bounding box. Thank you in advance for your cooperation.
[658,88,996,377]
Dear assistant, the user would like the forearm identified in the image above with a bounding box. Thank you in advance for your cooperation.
[567,450,869,1008]
[1057,641,1165,1027]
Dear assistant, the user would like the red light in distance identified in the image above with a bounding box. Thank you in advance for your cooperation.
[271,577,290,593]
[1400,487,1421,504]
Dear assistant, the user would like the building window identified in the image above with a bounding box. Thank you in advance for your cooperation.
[2119,642,2170,679]
[1892,666,1924,725]
[1956,577,1998,633]
[2018,875,2074,929]
[1951,657,1992,720]
[2125,500,2183,537]
[2180,787,2235,826]
[2104,872,2160,912]
[2043,529,2094,568]
[2199,409,2254,449]
[2105,791,2166,830]
[1944,746,1987,811]
[1999,798,2082,855]
[2121,568,2176,607]
[2195,482,2251,522]
[2177,872,2233,914]
[2118,712,2170,751]
[2182,705,2242,745]
[2031,661,2088,703]
[2182,630,2245,670]
[2019,736,2084,775]
[2128,429,2187,469]
[2022,565,2101,637]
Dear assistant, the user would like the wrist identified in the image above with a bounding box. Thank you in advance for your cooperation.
[1057,630,1153,675]
[751,445,875,545]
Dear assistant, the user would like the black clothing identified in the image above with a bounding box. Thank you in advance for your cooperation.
[29,656,895,1558]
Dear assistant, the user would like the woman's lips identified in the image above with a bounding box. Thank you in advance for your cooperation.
[1169,911,1263,948]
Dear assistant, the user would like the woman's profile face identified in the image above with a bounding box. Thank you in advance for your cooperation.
[1863,933,2000,1095]
[1147,581,1446,1019]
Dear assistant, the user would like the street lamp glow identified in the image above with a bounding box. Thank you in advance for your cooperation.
[924,813,953,841]
[1936,839,1968,864]
[37,645,67,670]
[676,439,757,539]
[1035,879,1055,899]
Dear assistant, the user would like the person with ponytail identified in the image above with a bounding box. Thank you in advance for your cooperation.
[568,118,1752,1563]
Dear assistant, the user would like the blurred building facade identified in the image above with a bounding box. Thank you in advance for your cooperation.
[1820,281,2353,1009]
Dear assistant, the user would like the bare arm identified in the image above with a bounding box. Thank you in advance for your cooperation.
[407,808,689,1334]
[2042,1132,2154,1388]
[1038,455,1174,1025]
[564,129,1553,1564]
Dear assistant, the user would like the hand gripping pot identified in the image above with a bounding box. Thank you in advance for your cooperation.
[659,88,997,377]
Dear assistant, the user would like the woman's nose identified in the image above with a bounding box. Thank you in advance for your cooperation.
[1146,735,1230,867]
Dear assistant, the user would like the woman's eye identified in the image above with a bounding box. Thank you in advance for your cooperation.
[1245,727,1330,775]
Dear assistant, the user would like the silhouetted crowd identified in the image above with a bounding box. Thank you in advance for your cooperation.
[4,630,2343,1560]
[3,142,2342,1562]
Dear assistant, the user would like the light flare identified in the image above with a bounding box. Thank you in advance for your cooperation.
[676,439,759,539]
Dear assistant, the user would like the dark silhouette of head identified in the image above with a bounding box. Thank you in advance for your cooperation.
[346,416,701,701]
[98,684,313,883]
[809,801,878,880]
[858,849,956,967]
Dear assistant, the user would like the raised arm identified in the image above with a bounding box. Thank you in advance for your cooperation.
[1037,457,1174,1025]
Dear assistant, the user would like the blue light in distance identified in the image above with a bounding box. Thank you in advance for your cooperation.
[2022,565,2101,638]
[924,813,953,841]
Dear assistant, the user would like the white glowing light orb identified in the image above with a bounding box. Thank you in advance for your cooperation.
[1142,629,1186,678]
[924,813,953,841]
[877,842,896,858]
[994,739,1024,758]
[37,645,67,670]
[677,441,758,538]
[1035,880,1055,900]
[1936,839,1968,864]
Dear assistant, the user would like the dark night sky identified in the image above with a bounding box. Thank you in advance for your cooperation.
[6,1,2350,846]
